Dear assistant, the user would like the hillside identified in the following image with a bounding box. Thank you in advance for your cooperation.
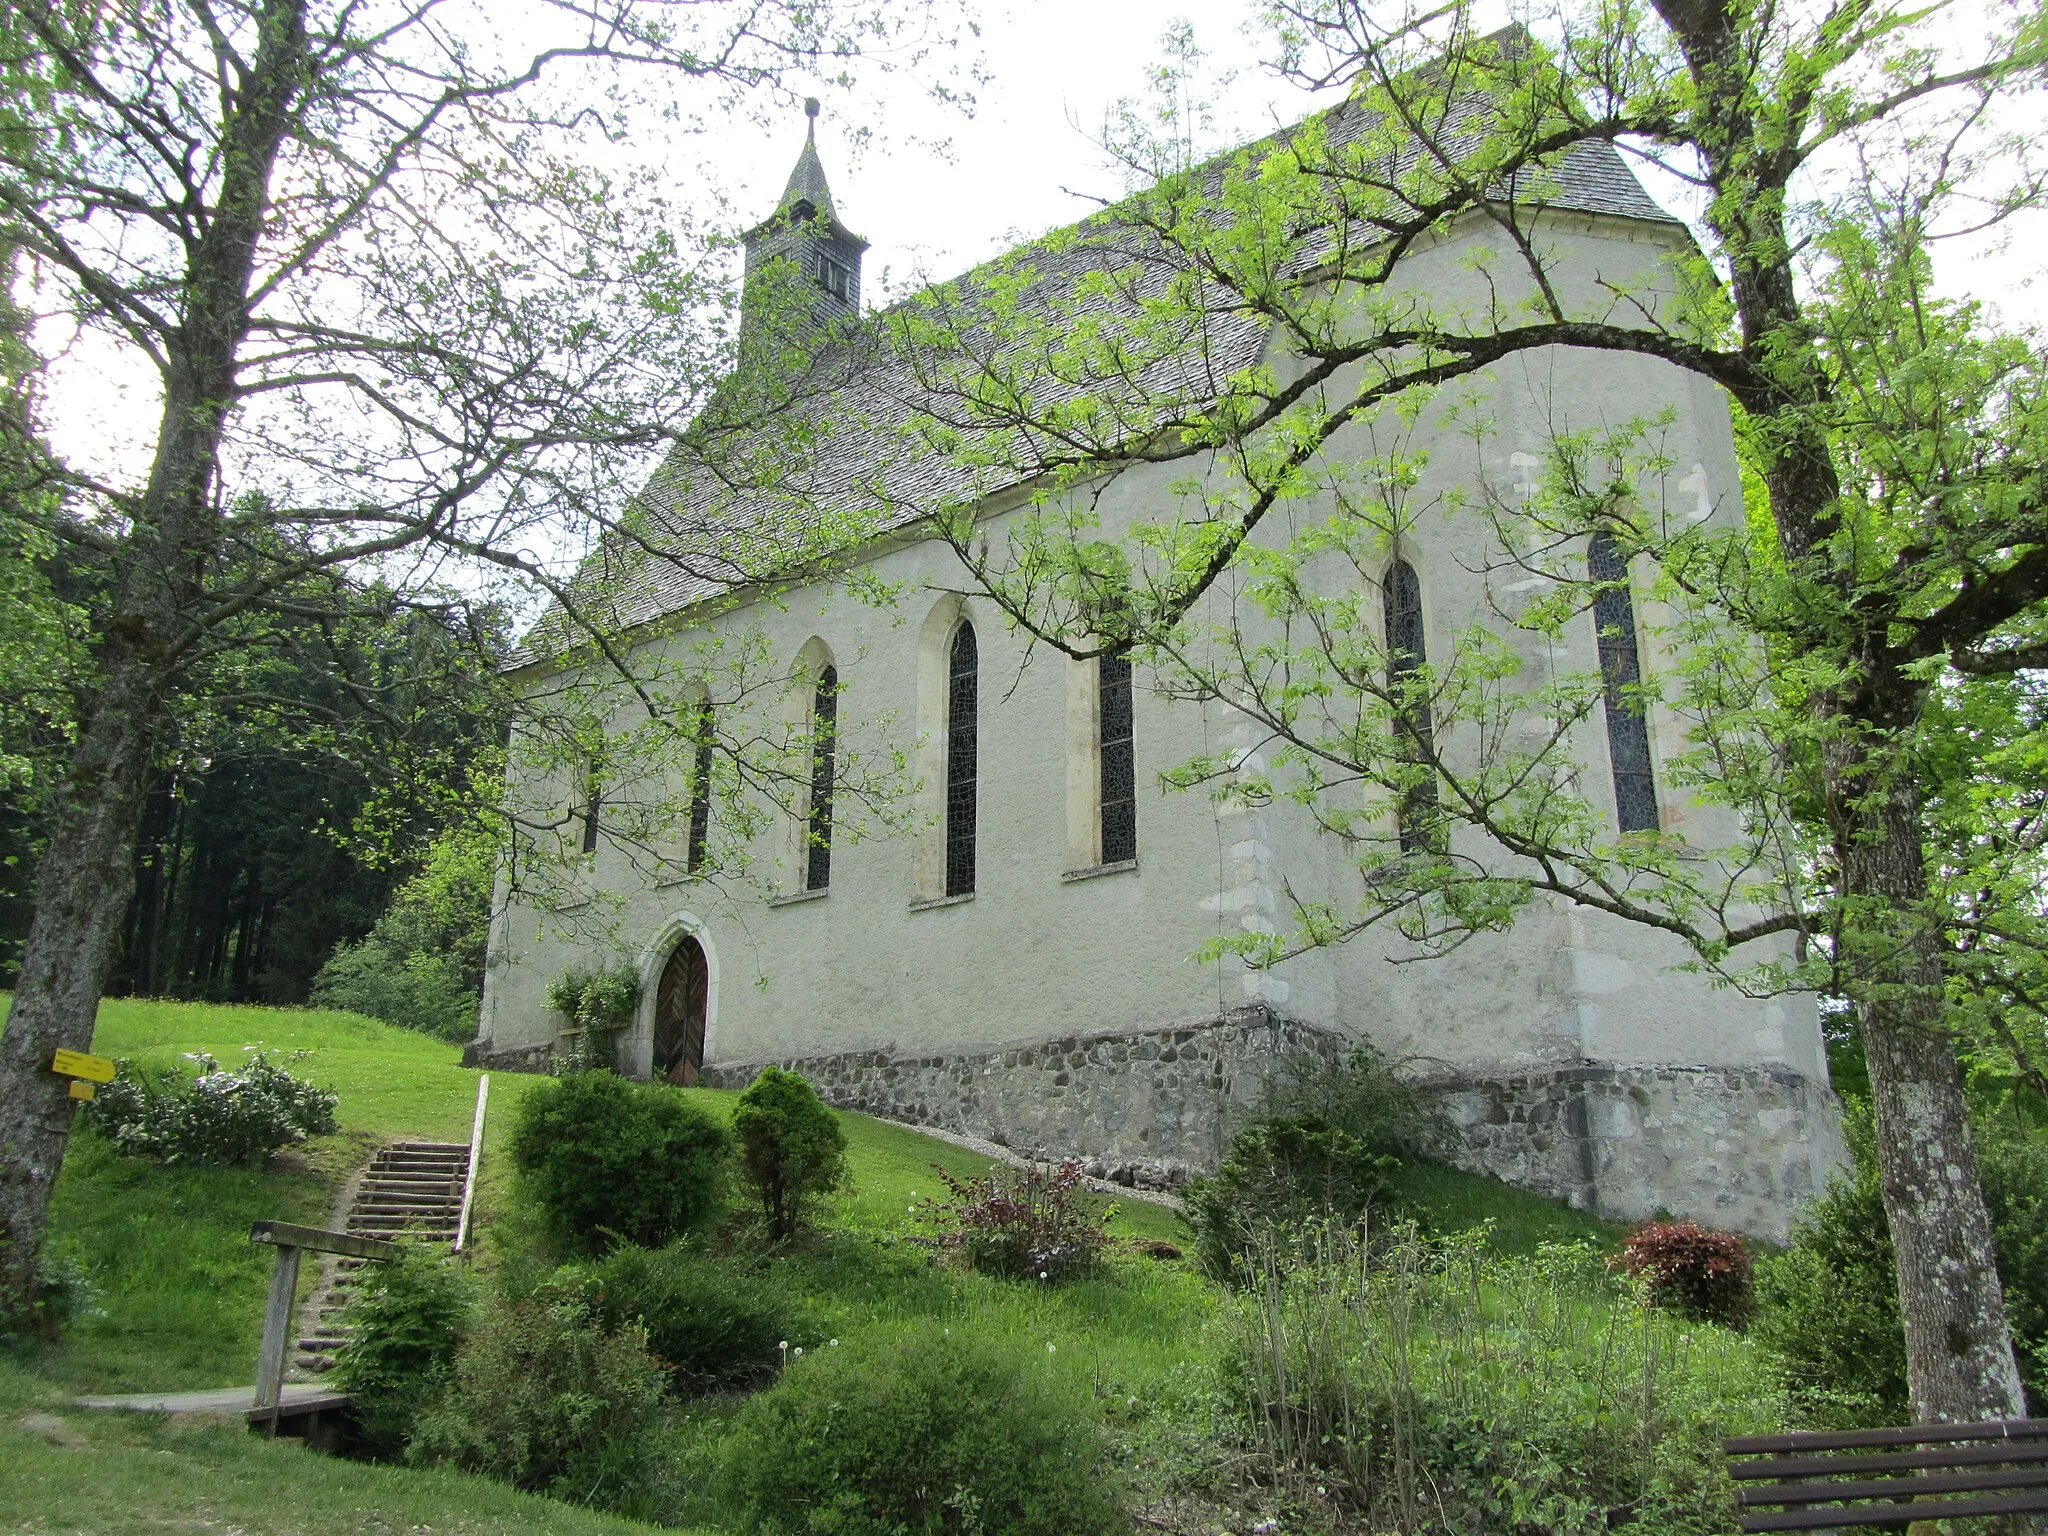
[1,996,1643,1536]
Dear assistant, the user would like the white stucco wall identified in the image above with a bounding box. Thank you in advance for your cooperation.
[477,209,1838,1225]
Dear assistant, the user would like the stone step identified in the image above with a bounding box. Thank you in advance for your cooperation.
[367,1165,464,1179]
[349,1212,459,1227]
[286,1137,474,1386]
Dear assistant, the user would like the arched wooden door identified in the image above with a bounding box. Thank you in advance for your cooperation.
[652,936,708,1086]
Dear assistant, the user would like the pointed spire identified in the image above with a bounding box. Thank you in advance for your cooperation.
[779,100,836,222]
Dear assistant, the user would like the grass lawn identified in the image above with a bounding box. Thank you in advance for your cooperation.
[0,1358,680,1535]
[3,994,1637,1534]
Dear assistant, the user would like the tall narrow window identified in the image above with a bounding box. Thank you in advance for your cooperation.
[1099,648,1137,864]
[581,760,602,854]
[1589,532,1659,832]
[945,624,979,896]
[805,666,837,891]
[686,699,714,875]
[1383,559,1442,853]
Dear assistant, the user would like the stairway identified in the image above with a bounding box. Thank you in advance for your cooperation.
[294,1141,471,1374]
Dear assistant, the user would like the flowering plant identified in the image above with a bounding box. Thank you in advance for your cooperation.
[85,1050,337,1166]
[915,1159,1112,1282]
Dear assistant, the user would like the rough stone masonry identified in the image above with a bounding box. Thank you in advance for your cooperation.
[698,1006,1842,1240]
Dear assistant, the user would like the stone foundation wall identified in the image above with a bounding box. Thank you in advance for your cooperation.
[462,1037,555,1075]
[1429,1063,1845,1242]
[702,1006,1337,1189]
[702,1015,1844,1237]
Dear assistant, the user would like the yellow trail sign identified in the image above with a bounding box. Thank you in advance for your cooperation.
[51,1048,116,1084]
[68,1080,96,1101]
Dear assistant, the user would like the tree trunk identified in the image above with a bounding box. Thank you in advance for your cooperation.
[0,0,309,1320]
[0,660,166,1319]
[1830,719,2027,1422]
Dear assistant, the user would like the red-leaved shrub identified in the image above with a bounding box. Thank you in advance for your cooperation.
[915,1159,1111,1282]
[1614,1220,1754,1326]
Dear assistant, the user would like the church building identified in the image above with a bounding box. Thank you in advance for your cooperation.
[475,100,1846,1239]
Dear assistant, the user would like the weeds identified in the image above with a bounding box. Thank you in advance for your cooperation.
[1224,1220,1777,1534]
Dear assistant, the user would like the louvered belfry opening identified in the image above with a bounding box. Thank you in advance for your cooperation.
[1588,531,1659,833]
[805,666,837,891]
[686,699,714,875]
[1099,649,1137,864]
[1383,559,1443,853]
[945,623,979,896]
[654,935,708,1086]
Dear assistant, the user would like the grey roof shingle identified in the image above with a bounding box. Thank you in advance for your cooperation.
[514,101,1677,669]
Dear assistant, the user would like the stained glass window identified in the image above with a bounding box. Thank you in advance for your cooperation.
[805,666,837,891]
[1099,648,1137,864]
[1589,532,1659,833]
[581,760,601,854]
[945,623,978,896]
[1383,560,1443,854]
[686,699,713,875]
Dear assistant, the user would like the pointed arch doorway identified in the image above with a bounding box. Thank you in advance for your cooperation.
[653,936,709,1085]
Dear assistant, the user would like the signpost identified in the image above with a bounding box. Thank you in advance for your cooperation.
[51,1049,116,1102]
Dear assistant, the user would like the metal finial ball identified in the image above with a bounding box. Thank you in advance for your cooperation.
[804,97,820,119]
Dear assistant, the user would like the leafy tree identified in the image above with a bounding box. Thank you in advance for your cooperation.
[868,5,2048,1422]
[312,822,498,1037]
[0,0,970,1322]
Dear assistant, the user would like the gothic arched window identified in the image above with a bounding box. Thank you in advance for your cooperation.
[805,666,837,891]
[1383,559,1442,853]
[1099,648,1137,864]
[945,623,978,896]
[686,699,714,875]
[1588,532,1659,833]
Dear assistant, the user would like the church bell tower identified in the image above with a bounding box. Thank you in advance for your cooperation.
[741,99,867,335]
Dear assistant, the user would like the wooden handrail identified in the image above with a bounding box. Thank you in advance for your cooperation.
[453,1073,488,1255]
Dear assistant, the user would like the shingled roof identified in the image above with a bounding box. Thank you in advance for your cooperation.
[513,92,1679,670]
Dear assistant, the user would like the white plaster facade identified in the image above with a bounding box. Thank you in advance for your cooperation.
[477,128,1845,1239]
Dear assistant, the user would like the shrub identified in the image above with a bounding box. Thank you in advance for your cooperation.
[1614,1220,1755,1327]
[726,1323,1125,1536]
[1185,1113,1399,1283]
[562,1243,795,1395]
[1259,1042,1451,1159]
[732,1067,848,1241]
[915,1158,1111,1282]
[1755,1106,2048,1423]
[508,1069,729,1253]
[545,963,641,1072]
[331,1243,470,1456]
[406,1292,672,1513]
[83,1051,337,1166]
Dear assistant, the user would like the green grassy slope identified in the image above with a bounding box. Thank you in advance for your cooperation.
[0,1359,678,1536]
[8,995,1187,1395]
[10,995,545,1394]
[2,995,1631,1535]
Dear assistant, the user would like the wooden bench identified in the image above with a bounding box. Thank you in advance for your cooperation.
[1724,1418,2048,1531]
